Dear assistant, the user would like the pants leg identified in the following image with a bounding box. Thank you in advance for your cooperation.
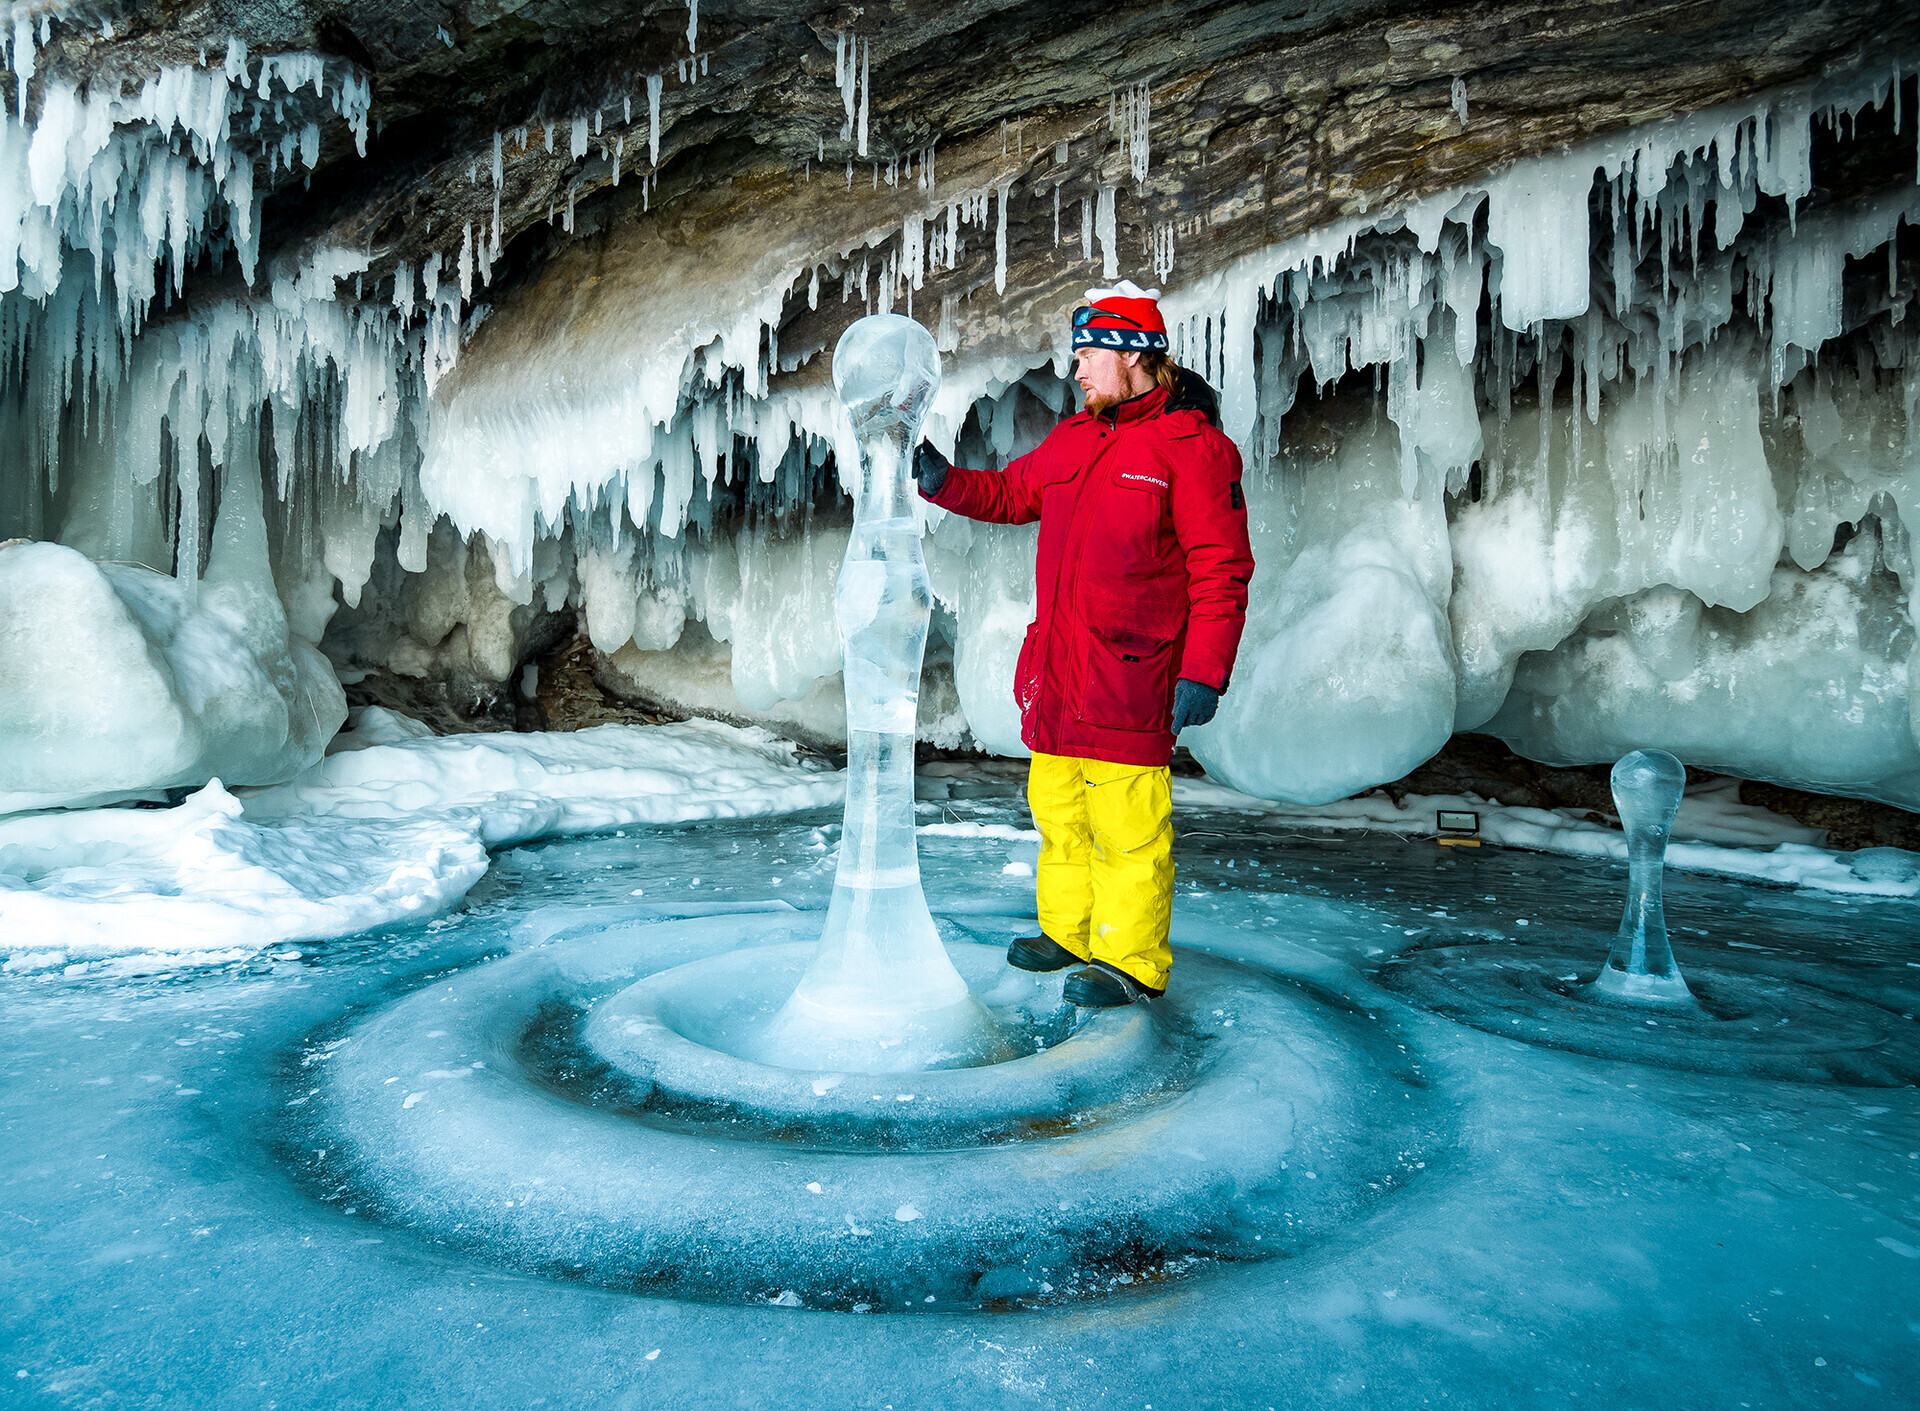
[1026,751,1093,961]
[1083,760,1174,991]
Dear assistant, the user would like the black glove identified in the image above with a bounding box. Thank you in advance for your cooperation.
[913,441,951,497]
[1170,679,1220,734]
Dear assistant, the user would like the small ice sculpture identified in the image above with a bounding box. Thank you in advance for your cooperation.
[753,315,1007,1072]
[1592,748,1699,1008]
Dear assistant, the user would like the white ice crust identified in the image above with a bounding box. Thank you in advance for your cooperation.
[0,778,485,967]
[1,711,844,966]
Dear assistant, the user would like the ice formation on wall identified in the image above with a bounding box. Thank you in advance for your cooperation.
[1173,71,1920,808]
[0,14,1917,818]
[0,34,394,806]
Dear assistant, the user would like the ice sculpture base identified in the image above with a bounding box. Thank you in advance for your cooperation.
[758,880,1001,1072]
[1590,961,1702,1011]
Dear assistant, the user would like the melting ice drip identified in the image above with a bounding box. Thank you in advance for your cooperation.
[752,315,1008,1072]
[1592,749,1699,1009]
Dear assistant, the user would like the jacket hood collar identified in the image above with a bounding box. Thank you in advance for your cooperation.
[1164,368,1223,426]
[1077,371,1222,428]
[1095,384,1168,426]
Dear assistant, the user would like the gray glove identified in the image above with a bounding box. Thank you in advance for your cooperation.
[913,441,951,497]
[1170,679,1220,734]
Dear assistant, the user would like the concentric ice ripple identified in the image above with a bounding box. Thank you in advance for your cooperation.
[1377,939,1920,1087]
[297,909,1437,1310]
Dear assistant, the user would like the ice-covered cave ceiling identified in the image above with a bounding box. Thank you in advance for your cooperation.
[2,0,1920,817]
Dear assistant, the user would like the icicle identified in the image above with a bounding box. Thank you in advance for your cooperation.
[937,293,958,352]
[1121,81,1150,183]
[687,0,699,54]
[570,115,588,158]
[857,39,869,159]
[994,182,1010,294]
[1081,194,1094,262]
[14,17,34,115]
[1053,184,1061,247]
[1096,185,1118,278]
[1452,77,1468,128]
[648,75,663,166]
[837,33,856,141]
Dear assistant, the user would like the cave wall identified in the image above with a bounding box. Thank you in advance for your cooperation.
[1,0,1918,814]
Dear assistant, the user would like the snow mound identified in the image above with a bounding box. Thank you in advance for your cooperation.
[0,780,486,968]
[241,714,844,848]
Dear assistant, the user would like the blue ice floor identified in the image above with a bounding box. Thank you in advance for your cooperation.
[3,790,1916,1409]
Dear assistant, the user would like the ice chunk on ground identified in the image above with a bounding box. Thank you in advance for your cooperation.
[3,716,846,963]
[1490,532,1920,812]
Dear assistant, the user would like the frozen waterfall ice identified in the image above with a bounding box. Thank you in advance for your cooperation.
[1594,749,1699,1008]
[751,314,1007,1072]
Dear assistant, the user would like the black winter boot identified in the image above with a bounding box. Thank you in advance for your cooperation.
[1063,962,1164,1008]
[1006,933,1081,973]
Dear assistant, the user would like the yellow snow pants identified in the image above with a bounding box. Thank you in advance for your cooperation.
[1026,751,1175,992]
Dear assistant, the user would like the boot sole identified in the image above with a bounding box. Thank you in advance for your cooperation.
[1006,938,1078,974]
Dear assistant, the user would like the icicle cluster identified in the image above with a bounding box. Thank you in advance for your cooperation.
[3,22,1918,814]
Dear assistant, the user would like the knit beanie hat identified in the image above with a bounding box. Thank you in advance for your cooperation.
[1071,279,1168,351]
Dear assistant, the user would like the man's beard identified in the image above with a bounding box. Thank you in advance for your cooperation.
[1079,385,1110,413]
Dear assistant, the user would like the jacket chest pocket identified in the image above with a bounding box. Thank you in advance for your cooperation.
[1101,465,1173,559]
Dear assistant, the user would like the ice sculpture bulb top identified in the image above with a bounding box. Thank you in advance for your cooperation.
[753,315,1009,1073]
[831,313,942,435]
[1594,748,1698,1008]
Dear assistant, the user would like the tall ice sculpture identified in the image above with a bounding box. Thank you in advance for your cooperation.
[753,314,1007,1072]
[1593,748,1700,1009]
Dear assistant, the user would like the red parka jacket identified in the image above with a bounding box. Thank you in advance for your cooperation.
[924,372,1255,767]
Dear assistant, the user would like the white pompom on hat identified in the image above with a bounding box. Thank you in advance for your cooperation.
[1083,279,1163,303]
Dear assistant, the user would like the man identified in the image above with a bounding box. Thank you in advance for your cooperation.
[914,280,1254,1008]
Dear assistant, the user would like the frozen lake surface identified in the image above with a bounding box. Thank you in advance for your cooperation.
[4,781,1916,1408]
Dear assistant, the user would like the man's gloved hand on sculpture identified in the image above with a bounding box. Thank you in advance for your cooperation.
[915,281,1254,1008]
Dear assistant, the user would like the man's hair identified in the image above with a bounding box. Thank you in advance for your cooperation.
[1137,351,1181,396]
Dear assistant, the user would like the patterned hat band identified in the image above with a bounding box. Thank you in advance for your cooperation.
[1071,324,1169,351]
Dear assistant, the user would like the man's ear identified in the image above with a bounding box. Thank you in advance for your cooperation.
[1118,352,1142,369]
